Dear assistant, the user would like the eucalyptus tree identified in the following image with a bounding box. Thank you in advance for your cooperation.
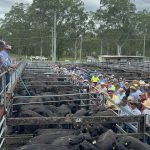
[133,10,150,56]
[27,0,88,59]
[0,3,30,55]
[94,0,136,55]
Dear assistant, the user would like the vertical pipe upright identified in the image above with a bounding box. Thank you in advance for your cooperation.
[143,34,146,57]
[80,35,82,62]
[75,40,77,61]
[101,39,103,56]
[53,12,57,62]
[51,27,54,60]
[40,37,43,57]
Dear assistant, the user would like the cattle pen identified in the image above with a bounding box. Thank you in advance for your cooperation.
[0,61,150,150]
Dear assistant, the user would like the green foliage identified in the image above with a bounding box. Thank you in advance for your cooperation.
[95,0,136,55]
[0,0,150,59]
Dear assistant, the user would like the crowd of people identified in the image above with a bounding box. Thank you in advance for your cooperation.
[58,66,150,128]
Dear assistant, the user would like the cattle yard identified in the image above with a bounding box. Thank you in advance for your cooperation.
[0,61,150,150]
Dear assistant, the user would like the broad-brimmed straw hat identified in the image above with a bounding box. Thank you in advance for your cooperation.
[142,99,150,109]
[127,96,139,104]
[130,86,137,91]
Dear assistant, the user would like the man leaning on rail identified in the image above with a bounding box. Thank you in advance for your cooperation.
[0,41,16,89]
[0,41,5,92]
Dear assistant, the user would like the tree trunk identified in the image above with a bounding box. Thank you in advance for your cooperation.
[117,44,122,56]
[74,40,77,60]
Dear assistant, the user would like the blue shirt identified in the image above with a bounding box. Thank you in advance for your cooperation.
[130,92,139,100]
[0,50,12,69]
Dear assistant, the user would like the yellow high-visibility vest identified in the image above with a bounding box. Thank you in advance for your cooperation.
[91,76,99,83]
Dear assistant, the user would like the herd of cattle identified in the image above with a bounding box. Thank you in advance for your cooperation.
[7,66,150,150]
[20,128,149,150]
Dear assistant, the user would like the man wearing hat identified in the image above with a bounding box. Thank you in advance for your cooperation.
[142,99,150,127]
[117,88,126,103]
[129,85,139,101]
[91,73,99,86]
[119,96,130,116]
[127,96,141,115]
[0,43,14,86]
[0,41,5,91]
[105,88,119,111]
[0,40,6,70]
[82,79,90,93]
[98,82,107,95]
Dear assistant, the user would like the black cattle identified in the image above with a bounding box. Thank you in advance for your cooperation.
[88,126,100,137]
[28,133,66,144]
[57,104,71,117]
[89,105,107,114]
[73,108,89,117]
[51,135,71,147]
[14,98,43,108]
[79,140,98,150]
[81,132,93,143]
[120,136,150,150]
[113,142,128,150]
[40,92,57,102]
[92,110,116,131]
[45,105,58,113]
[13,109,43,134]
[20,104,53,117]
[19,144,69,150]
[95,130,117,150]
[88,125,108,137]
[29,130,75,144]
[18,109,43,118]
[32,106,53,117]
[68,102,78,114]
[51,135,84,147]
[35,129,74,136]
[69,134,85,146]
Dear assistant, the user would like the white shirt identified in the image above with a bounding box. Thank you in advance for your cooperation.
[119,105,130,116]
[130,108,141,115]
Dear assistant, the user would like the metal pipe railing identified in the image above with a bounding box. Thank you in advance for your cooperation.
[0,61,26,150]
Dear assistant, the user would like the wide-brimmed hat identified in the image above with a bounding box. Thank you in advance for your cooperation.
[100,82,105,85]
[133,84,139,89]
[130,86,137,91]
[107,88,114,92]
[139,80,146,86]
[127,96,139,104]
[5,45,12,50]
[142,99,150,109]
[83,79,89,82]
[145,84,149,87]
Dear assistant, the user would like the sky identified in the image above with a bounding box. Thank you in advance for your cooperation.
[0,0,150,19]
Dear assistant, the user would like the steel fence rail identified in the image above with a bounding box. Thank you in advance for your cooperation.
[0,61,26,150]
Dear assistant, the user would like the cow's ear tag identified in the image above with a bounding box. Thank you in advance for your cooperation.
[92,140,96,144]
[75,118,82,123]
[125,142,128,146]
